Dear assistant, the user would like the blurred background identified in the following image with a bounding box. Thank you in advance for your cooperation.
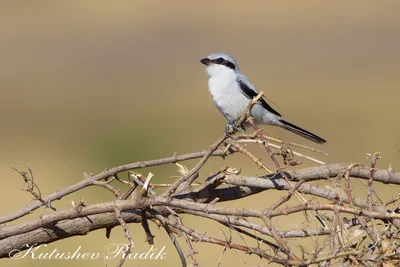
[1,1,399,266]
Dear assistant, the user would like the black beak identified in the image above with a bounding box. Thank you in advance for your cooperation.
[200,58,211,65]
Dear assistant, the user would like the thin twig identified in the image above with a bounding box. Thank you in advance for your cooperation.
[162,134,228,197]
[114,202,135,267]
[167,208,198,266]
[153,212,187,267]
[227,141,272,173]
[236,139,326,165]
[141,211,154,245]
[261,214,299,261]
[13,166,56,211]
[261,135,329,156]
[385,193,400,207]
[269,180,306,210]
[219,221,280,250]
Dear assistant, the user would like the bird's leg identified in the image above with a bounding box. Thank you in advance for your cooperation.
[225,123,237,137]
[225,122,246,140]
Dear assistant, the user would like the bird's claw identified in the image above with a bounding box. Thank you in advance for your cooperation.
[225,123,246,139]
[225,123,237,135]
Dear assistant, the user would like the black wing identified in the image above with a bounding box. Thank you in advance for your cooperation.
[238,80,281,117]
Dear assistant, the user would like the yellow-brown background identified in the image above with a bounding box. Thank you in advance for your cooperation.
[1,1,399,266]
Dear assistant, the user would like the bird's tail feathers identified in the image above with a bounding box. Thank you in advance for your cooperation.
[279,119,326,144]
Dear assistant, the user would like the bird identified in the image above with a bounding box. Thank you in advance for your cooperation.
[200,52,326,144]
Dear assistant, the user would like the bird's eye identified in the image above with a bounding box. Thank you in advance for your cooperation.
[216,58,224,64]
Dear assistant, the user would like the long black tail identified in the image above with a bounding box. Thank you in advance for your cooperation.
[279,119,326,144]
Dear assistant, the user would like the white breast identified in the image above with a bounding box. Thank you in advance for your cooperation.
[207,68,251,123]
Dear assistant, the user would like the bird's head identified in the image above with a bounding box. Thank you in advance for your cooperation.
[200,52,239,77]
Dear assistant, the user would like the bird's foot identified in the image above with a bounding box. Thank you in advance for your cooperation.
[225,123,236,137]
[225,123,246,139]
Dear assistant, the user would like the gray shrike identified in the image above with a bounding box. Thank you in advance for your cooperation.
[200,52,326,144]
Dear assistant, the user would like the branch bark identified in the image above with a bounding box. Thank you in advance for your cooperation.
[3,142,400,266]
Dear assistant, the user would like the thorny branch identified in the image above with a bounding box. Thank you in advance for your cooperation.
[2,98,400,266]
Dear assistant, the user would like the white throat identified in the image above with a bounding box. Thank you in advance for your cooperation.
[205,64,236,79]
[206,64,237,92]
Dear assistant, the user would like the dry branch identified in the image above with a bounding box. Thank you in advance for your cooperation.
[0,149,231,225]
[2,116,400,266]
